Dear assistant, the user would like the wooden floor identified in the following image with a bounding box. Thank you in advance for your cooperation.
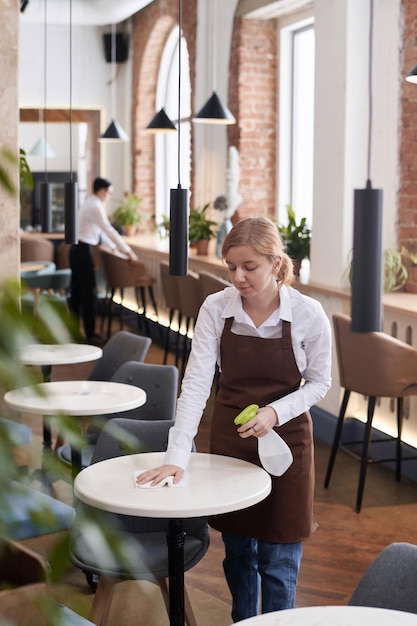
[20,320,417,624]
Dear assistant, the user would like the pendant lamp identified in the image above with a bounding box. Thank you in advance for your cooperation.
[406,63,417,84]
[29,137,55,159]
[64,0,78,244]
[351,0,383,333]
[99,23,129,142]
[169,0,188,276]
[38,0,52,233]
[192,0,235,125]
[145,108,177,133]
[193,90,235,124]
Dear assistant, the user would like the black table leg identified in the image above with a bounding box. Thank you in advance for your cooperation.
[41,365,53,453]
[167,518,185,626]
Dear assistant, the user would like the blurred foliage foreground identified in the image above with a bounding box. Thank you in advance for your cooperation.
[0,280,141,625]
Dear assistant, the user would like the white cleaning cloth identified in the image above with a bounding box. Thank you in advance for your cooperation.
[133,470,189,489]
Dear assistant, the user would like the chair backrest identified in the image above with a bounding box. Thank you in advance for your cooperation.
[87,331,152,381]
[160,261,181,310]
[99,246,150,288]
[20,237,54,263]
[199,270,231,300]
[91,417,175,464]
[177,270,202,320]
[55,241,71,269]
[332,313,417,398]
[348,542,417,613]
[110,361,179,421]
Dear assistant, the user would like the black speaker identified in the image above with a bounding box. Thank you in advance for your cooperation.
[103,33,129,63]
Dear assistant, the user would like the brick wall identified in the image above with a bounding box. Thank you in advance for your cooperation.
[399,0,417,292]
[228,17,277,222]
[131,0,197,231]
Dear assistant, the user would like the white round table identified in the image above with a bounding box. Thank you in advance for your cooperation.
[232,605,417,625]
[74,451,272,626]
[4,380,146,479]
[18,343,103,452]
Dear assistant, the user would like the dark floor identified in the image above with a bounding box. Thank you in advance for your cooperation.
[17,313,417,624]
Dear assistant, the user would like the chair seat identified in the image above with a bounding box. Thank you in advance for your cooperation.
[71,527,207,580]
[2,480,75,540]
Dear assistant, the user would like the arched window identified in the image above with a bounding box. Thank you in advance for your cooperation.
[154,29,191,223]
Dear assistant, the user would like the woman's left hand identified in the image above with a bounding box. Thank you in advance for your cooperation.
[236,406,278,438]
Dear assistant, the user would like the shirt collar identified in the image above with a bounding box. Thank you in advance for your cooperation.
[220,284,293,323]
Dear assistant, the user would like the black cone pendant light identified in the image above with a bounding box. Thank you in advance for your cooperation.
[99,23,129,142]
[146,108,177,133]
[193,91,235,124]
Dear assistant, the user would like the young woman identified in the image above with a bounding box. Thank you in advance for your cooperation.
[137,215,332,622]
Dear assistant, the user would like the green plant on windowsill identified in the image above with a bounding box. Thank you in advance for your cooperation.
[348,246,417,293]
[156,214,170,239]
[111,192,143,235]
[189,203,217,255]
[278,204,311,262]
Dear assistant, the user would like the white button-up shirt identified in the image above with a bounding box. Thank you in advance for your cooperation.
[164,284,332,469]
[77,194,132,255]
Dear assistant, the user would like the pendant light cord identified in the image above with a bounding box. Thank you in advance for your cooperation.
[69,0,74,182]
[111,23,116,121]
[366,0,374,187]
[43,0,48,179]
[177,0,182,187]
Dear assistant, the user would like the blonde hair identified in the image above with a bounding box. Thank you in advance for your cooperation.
[222,216,294,287]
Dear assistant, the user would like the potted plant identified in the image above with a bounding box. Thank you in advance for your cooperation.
[278,204,311,276]
[111,192,143,236]
[189,203,217,255]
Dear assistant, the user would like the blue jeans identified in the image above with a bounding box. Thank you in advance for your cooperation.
[222,533,303,623]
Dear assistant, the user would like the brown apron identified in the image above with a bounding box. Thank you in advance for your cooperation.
[209,317,316,543]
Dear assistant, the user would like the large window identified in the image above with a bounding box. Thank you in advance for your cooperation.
[154,29,191,223]
[278,19,315,229]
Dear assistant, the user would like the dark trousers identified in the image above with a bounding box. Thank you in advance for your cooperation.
[69,242,96,339]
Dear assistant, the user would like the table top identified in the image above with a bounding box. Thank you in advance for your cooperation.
[18,343,103,367]
[74,451,272,518]
[4,380,146,417]
[232,605,417,625]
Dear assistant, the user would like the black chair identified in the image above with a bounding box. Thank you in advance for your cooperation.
[70,417,209,626]
[348,542,417,613]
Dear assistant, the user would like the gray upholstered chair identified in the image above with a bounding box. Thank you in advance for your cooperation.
[348,542,417,613]
[54,331,152,455]
[70,417,209,626]
[57,360,178,469]
[324,312,417,512]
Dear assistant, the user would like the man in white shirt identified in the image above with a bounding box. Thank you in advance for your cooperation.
[69,177,138,343]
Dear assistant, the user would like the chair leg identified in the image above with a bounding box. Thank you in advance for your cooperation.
[158,578,198,626]
[396,396,404,482]
[106,287,115,340]
[89,576,118,626]
[324,389,350,488]
[119,287,124,331]
[356,396,376,513]
[175,313,183,369]
[164,308,175,364]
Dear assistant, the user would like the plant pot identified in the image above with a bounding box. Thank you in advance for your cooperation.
[195,240,210,255]
[124,225,137,237]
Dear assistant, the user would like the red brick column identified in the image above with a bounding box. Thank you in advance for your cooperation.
[399,0,417,292]
[131,0,197,232]
[228,16,277,221]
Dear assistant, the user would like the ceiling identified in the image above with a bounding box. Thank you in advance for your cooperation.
[20,0,154,25]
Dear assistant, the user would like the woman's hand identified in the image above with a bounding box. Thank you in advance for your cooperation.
[135,464,184,486]
[236,406,278,439]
